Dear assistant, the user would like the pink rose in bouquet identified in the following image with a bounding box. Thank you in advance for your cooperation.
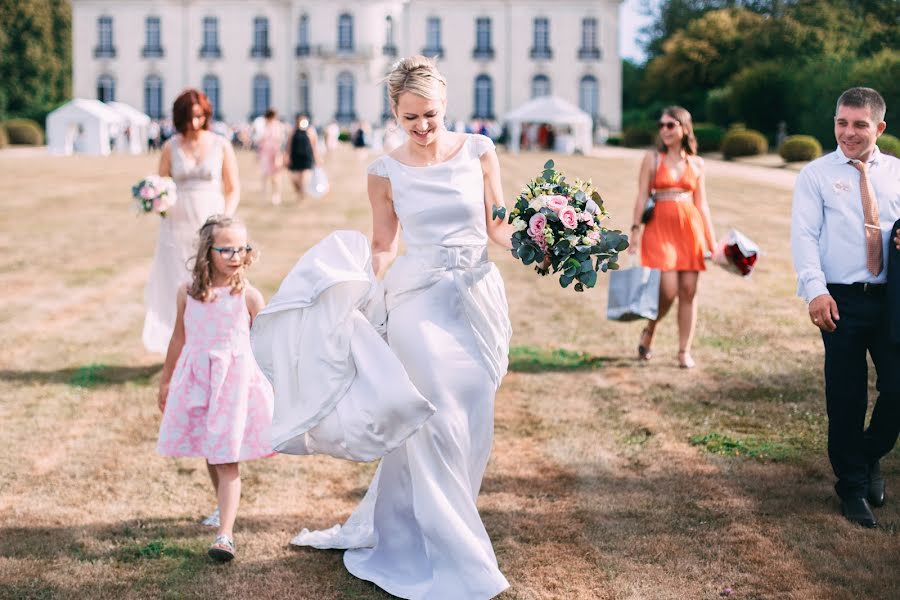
[558,206,578,229]
[544,195,568,212]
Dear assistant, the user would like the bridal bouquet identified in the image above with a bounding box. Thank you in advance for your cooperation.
[493,160,628,291]
[131,175,177,217]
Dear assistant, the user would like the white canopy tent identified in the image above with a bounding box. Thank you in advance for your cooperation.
[108,102,151,154]
[504,96,594,155]
[46,99,127,156]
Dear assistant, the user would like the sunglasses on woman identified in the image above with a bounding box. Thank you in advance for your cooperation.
[212,246,252,259]
[658,121,680,130]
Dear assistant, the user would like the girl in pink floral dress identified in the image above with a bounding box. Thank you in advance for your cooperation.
[156,214,274,562]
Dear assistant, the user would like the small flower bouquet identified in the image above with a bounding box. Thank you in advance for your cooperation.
[493,160,629,291]
[712,229,760,277]
[131,175,177,217]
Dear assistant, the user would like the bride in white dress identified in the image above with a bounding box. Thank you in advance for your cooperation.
[143,89,241,352]
[251,56,514,599]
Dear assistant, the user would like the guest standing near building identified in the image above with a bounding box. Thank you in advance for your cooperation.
[286,114,319,201]
[791,87,900,528]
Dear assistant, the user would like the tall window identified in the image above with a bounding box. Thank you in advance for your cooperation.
[297,14,310,56]
[144,75,163,118]
[338,14,354,51]
[202,75,220,119]
[252,16,271,58]
[298,73,310,116]
[382,83,391,121]
[201,17,220,58]
[579,18,600,60]
[531,17,551,59]
[383,15,397,56]
[97,74,115,103]
[143,17,163,58]
[252,74,270,117]
[531,74,551,98]
[424,17,443,57]
[474,17,492,58]
[579,75,599,118]
[474,74,493,119]
[336,71,355,121]
[95,16,115,57]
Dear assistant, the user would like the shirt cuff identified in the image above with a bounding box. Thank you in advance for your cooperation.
[801,280,830,305]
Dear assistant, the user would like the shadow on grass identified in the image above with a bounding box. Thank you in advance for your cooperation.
[0,363,162,388]
[0,516,394,600]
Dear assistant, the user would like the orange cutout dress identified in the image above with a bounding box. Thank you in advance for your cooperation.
[640,154,706,271]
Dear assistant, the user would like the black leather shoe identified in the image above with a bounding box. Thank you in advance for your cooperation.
[841,496,877,528]
[869,462,885,508]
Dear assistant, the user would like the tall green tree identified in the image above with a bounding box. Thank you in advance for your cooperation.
[0,0,71,122]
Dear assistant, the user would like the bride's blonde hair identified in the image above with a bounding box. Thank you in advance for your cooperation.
[386,55,447,114]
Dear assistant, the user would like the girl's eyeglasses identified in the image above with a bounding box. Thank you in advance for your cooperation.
[212,246,252,259]
[658,121,680,130]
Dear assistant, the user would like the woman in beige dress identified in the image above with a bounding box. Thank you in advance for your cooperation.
[143,89,241,353]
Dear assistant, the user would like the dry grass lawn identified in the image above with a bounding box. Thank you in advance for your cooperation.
[0,144,897,599]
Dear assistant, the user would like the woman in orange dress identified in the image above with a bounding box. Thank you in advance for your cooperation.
[628,106,716,368]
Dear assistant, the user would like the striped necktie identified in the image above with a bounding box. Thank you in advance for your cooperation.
[850,160,883,276]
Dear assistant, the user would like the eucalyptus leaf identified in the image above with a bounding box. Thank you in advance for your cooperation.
[559,273,574,288]
[579,270,598,288]
[491,204,507,221]
[544,159,554,169]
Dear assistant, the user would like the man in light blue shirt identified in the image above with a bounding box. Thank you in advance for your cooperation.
[791,87,900,528]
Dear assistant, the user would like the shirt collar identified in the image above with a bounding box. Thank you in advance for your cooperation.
[832,145,882,166]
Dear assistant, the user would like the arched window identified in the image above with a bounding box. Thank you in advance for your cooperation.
[474,74,493,119]
[202,75,220,119]
[579,74,599,118]
[298,73,310,116]
[338,14,353,51]
[297,14,310,56]
[252,74,270,118]
[144,74,163,118]
[531,74,551,98]
[97,74,115,103]
[336,71,355,121]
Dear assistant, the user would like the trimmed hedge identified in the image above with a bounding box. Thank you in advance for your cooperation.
[721,128,768,159]
[779,135,822,162]
[605,135,623,147]
[0,125,7,149]
[622,125,655,148]
[879,134,900,158]
[4,118,44,145]
[693,123,725,153]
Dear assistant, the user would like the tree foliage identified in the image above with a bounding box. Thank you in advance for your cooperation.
[0,0,71,123]
[624,0,900,145]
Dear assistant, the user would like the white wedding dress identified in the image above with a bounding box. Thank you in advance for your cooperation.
[250,133,512,599]
[143,134,226,352]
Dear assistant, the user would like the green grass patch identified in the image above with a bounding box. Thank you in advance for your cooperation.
[690,432,793,462]
[68,363,110,388]
[117,539,197,562]
[509,346,603,373]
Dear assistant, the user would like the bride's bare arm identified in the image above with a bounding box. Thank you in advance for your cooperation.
[369,174,400,278]
[481,148,514,250]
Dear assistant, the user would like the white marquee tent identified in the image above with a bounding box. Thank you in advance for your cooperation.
[108,102,151,154]
[46,99,127,156]
[504,96,594,155]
